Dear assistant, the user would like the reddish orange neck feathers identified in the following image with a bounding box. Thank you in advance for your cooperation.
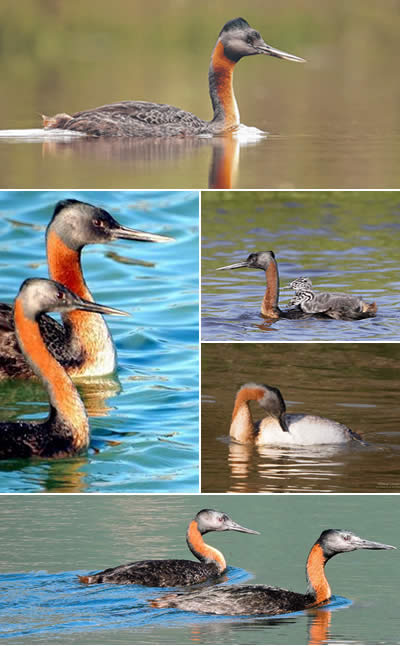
[230,386,265,443]
[306,543,331,606]
[187,520,226,572]
[261,260,280,318]
[211,41,240,131]
[13,298,89,450]
[47,230,91,301]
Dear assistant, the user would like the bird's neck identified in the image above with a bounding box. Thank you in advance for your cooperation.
[208,41,240,132]
[305,542,331,605]
[261,259,280,318]
[230,386,265,443]
[186,520,226,572]
[47,230,115,376]
[13,299,89,451]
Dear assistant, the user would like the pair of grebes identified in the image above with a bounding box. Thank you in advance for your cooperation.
[0,200,173,459]
[78,508,395,616]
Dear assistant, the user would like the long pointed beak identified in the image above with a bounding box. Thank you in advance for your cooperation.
[223,519,260,535]
[216,261,249,271]
[112,224,174,244]
[257,42,306,63]
[279,413,290,433]
[75,298,130,317]
[355,536,396,551]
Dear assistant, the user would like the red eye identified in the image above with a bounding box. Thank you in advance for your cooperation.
[56,291,64,300]
[93,218,105,227]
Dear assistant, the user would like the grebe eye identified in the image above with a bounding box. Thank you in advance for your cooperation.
[343,535,350,541]
[56,291,65,300]
[93,218,105,228]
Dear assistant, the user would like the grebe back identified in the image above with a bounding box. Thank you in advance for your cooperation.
[0,278,127,460]
[43,18,305,137]
[78,509,259,587]
[152,529,395,615]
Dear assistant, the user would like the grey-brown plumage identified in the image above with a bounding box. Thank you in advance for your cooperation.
[43,18,305,137]
[152,529,395,615]
[290,289,377,320]
[78,509,259,587]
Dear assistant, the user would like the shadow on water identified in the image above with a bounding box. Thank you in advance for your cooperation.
[0,129,265,189]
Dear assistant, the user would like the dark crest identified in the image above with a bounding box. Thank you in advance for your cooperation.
[219,17,250,37]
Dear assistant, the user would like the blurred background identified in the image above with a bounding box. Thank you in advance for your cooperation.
[1,0,400,187]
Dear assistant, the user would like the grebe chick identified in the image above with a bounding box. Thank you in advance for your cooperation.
[288,276,313,293]
[78,509,259,587]
[0,278,127,460]
[43,18,305,137]
[0,199,173,380]
[152,529,395,615]
[217,251,377,321]
[229,383,363,446]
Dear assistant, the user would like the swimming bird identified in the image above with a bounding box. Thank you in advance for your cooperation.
[0,199,173,380]
[0,278,128,459]
[229,383,363,445]
[42,18,305,137]
[216,251,377,320]
[78,509,259,586]
[152,529,395,615]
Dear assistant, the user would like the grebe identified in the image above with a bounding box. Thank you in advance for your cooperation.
[0,278,127,459]
[216,251,377,320]
[42,18,305,137]
[152,529,395,615]
[78,509,259,587]
[0,199,173,379]
[288,277,377,320]
[229,383,363,445]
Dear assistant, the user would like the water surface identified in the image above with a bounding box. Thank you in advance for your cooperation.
[0,495,398,645]
[201,343,400,493]
[201,191,400,341]
[0,190,199,493]
[2,2,400,188]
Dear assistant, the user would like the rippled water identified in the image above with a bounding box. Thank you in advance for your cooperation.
[0,495,398,645]
[0,190,199,493]
[201,191,400,341]
[201,343,400,493]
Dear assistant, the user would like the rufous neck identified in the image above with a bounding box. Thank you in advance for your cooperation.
[209,41,240,132]
[13,298,89,451]
[47,230,91,301]
[230,386,265,443]
[306,543,331,605]
[261,259,280,318]
[186,520,226,572]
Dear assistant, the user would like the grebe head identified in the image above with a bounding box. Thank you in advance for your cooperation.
[218,18,306,64]
[47,199,174,251]
[195,509,259,536]
[317,529,396,558]
[288,276,313,291]
[240,382,289,433]
[16,278,129,320]
[217,251,276,272]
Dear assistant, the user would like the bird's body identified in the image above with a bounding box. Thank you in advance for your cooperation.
[42,18,305,137]
[152,529,395,615]
[0,199,172,380]
[217,251,377,321]
[0,278,127,459]
[229,383,361,446]
[78,509,259,587]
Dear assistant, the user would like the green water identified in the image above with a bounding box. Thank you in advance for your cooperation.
[2,1,400,188]
[202,191,400,341]
[0,495,398,644]
[201,343,400,493]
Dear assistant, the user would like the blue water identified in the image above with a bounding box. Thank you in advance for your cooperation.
[0,190,199,492]
[0,568,349,642]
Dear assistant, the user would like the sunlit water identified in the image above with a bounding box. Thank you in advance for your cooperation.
[0,495,398,645]
[201,343,400,493]
[201,191,400,341]
[0,190,199,493]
